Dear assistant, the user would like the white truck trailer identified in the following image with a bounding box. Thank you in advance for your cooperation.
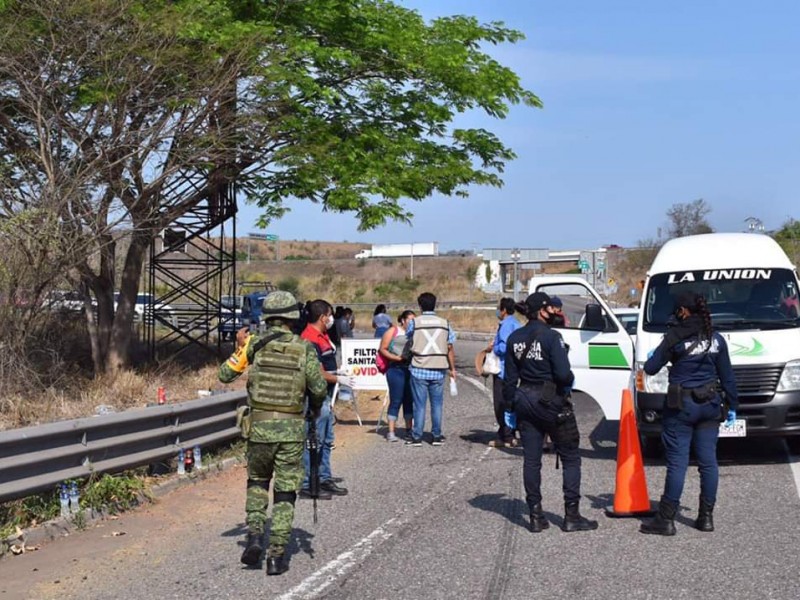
[354,242,439,259]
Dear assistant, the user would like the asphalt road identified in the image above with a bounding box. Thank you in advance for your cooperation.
[3,339,800,599]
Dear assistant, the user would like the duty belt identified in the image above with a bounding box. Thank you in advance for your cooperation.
[519,381,546,390]
[250,410,304,422]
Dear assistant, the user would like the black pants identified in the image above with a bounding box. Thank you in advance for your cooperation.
[492,375,514,442]
[515,387,581,510]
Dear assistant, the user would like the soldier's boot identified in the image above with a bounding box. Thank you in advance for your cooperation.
[561,502,598,532]
[240,530,264,566]
[266,546,288,576]
[640,498,677,536]
[529,503,549,533]
[694,496,714,532]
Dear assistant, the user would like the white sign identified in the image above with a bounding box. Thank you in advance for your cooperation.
[340,339,389,391]
[718,419,747,438]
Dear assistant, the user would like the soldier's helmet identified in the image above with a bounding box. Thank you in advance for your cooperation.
[262,290,301,321]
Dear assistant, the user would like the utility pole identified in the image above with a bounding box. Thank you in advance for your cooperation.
[410,243,414,280]
[511,248,521,301]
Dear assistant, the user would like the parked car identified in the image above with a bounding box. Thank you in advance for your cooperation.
[114,292,177,326]
[241,291,272,332]
[42,290,90,313]
[218,294,244,341]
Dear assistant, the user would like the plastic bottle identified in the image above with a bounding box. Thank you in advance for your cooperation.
[68,482,80,514]
[193,445,202,471]
[177,448,186,475]
[449,377,458,397]
[59,484,71,518]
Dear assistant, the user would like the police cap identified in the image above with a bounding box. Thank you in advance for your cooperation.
[525,291,552,314]
[550,295,563,308]
[261,290,301,320]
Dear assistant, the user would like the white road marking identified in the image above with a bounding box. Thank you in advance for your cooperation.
[277,446,493,600]
[782,440,800,500]
[460,373,492,398]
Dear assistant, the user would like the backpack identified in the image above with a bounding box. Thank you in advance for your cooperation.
[249,332,307,413]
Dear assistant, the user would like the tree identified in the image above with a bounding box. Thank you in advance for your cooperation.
[772,218,800,264]
[0,0,539,374]
[665,199,714,238]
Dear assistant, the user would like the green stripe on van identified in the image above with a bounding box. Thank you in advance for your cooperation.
[588,344,629,369]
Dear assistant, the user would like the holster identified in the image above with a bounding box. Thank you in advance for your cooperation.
[666,382,684,410]
[552,400,579,449]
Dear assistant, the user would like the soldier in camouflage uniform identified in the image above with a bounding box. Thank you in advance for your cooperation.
[219,291,327,576]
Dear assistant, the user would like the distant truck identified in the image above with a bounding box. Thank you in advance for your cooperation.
[354,242,439,259]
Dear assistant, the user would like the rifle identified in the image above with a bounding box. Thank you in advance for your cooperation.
[305,410,321,523]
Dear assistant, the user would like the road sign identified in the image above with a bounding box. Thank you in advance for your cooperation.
[248,232,279,241]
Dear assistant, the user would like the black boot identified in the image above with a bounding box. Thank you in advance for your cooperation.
[240,531,264,566]
[266,546,288,576]
[529,503,550,533]
[640,498,677,536]
[562,502,598,532]
[694,496,714,532]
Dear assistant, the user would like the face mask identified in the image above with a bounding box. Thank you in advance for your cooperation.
[543,309,557,325]
[325,315,334,329]
[496,309,502,319]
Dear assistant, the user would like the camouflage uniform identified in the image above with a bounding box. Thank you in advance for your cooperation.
[219,292,326,570]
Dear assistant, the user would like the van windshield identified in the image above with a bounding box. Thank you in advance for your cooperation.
[643,268,800,332]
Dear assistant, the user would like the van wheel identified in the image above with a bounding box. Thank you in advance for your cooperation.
[640,435,663,459]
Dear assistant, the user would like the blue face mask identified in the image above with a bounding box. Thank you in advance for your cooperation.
[496,309,502,319]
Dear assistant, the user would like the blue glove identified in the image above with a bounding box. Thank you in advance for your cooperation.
[563,386,573,398]
[504,410,517,430]
[725,409,736,428]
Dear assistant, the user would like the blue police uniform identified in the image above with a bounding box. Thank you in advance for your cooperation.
[503,292,598,533]
[642,312,738,534]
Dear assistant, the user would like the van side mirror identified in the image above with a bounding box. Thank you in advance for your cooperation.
[583,304,606,331]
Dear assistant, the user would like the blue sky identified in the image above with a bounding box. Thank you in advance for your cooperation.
[235,0,800,251]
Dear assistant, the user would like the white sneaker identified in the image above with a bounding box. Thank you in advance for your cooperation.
[386,432,399,442]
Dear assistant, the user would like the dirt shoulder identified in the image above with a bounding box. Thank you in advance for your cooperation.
[0,391,387,600]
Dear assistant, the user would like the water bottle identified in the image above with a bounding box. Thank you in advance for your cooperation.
[59,484,70,518]
[193,445,202,471]
[69,482,80,514]
[177,448,186,475]
[449,377,458,397]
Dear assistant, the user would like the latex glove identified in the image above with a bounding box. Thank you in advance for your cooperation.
[725,409,737,428]
[336,375,356,389]
[504,410,517,430]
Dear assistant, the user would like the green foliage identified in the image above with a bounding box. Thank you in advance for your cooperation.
[284,254,312,261]
[484,263,492,283]
[373,278,420,301]
[465,265,478,282]
[0,489,60,539]
[381,258,396,267]
[82,473,147,515]
[773,218,800,263]
[277,276,301,297]
[320,266,336,287]
[357,259,367,268]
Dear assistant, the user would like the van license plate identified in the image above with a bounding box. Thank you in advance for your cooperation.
[718,419,747,438]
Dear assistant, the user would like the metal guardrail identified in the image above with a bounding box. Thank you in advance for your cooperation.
[0,391,247,503]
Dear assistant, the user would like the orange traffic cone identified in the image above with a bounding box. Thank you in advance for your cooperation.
[605,389,655,517]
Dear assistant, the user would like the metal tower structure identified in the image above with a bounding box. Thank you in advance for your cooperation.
[143,170,238,360]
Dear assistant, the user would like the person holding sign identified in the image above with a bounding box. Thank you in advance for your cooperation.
[640,291,738,536]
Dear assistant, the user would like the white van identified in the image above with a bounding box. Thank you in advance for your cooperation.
[528,233,800,451]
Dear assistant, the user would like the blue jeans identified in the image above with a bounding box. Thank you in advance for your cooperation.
[661,397,720,505]
[374,326,389,338]
[410,376,444,439]
[302,398,334,487]
[386,366,413,422]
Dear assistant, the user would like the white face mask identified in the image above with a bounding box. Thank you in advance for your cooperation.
[325,315,335,329]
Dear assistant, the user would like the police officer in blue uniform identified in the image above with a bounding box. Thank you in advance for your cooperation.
[640,291,738,536]
[504,292,598,533]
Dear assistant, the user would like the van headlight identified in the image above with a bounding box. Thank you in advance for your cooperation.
[777,360,800,392]
[636,363,668,394]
